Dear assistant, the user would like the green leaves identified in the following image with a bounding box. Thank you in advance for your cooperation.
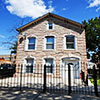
[83,16,100,61]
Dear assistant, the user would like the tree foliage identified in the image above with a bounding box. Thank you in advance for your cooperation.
[82,17,100,62]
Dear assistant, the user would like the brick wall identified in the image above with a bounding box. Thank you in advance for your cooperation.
[16,17,87,73]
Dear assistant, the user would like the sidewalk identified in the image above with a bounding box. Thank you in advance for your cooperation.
[37,93,100,100]
[0,88,100,100]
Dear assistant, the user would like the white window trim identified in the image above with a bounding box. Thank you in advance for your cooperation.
[63,35,77,50]
[23,56,36,73]
[42,56,56,75]
[46,22,54,30]
[43,35,56,50]
[24,36,37,51]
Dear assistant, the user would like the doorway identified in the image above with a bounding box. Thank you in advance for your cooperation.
[61,57,80,79]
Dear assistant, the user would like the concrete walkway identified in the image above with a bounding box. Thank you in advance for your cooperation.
[37,93,100,100]
[0,88,100,100]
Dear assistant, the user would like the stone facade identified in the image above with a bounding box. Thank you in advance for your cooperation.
[16,14,87,77]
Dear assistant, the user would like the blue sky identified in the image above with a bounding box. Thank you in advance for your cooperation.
[0,0,100,55]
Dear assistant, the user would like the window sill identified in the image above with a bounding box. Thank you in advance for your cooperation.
[46,28,54,31]
[24,49,36,52]
[47,29,54,30]
[64,49,77,51]
[46,73,54,76]
[43,49,56,51]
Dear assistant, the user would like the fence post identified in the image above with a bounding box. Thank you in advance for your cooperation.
[43,64,46,93]
[93,65,99,97]
[20,64,23,91]
[68,63,72,95]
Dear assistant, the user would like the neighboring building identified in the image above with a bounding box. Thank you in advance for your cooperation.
[16,13,87,78]
[97,62,100,68]
[87,59,97,69]
[0,58,12,64]
[0,55,16,64]
[0,55,11,61]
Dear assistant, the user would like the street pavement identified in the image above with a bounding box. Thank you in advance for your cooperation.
[0,88,100,100]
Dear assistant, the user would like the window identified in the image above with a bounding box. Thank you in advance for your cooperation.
[28,37,36,50]
[26,58,34,73]
[66,35,75,49]
[48,23,53,29]
[46,36,54,49]
[44,58,54,73]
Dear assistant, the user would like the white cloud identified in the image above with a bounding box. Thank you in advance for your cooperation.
[48,0,54,12]
[0,34,5,38]
[87,0,100,8]
[62,8,67,11]
[4,0,54,19]
[96,6,100,11]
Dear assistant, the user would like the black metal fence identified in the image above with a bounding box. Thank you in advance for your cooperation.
[0,64,100,96]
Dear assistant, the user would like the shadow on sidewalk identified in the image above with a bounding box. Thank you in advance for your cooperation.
[36,92,100,100]
[0,87,41,100]
[0,87,100,100]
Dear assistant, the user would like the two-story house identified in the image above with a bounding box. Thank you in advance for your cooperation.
[16,13,87,79]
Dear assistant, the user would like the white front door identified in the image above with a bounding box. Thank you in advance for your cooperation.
[61,61,74,80]
[61,58,80,79]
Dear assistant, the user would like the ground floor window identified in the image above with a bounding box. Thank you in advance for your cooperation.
[25,58,34,73]
[44,58,54,73]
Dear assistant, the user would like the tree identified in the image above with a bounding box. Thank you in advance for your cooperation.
[10,41,17,54]
[2,18,31,55]
[82,17,100,62]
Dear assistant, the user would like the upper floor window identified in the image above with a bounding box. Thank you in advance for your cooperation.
[47,22,54,30]
[28,37,36,50]
[66,35,75,49]
[48,23,53,29]
[46,36,54,49]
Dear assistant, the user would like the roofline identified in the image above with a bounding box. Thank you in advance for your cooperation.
[16,13,85,32]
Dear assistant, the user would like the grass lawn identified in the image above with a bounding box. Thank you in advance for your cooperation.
[89,78,100,86]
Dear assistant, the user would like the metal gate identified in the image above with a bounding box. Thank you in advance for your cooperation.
[43,64,100,96]
[0,64,44,91]
[0,64,99,96]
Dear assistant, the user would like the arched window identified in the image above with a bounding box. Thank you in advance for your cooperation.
[25,58,34,73]
[44,58,54,73]
[45,36,54,49]
[66,35,75,49]
[28,37,36,50]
